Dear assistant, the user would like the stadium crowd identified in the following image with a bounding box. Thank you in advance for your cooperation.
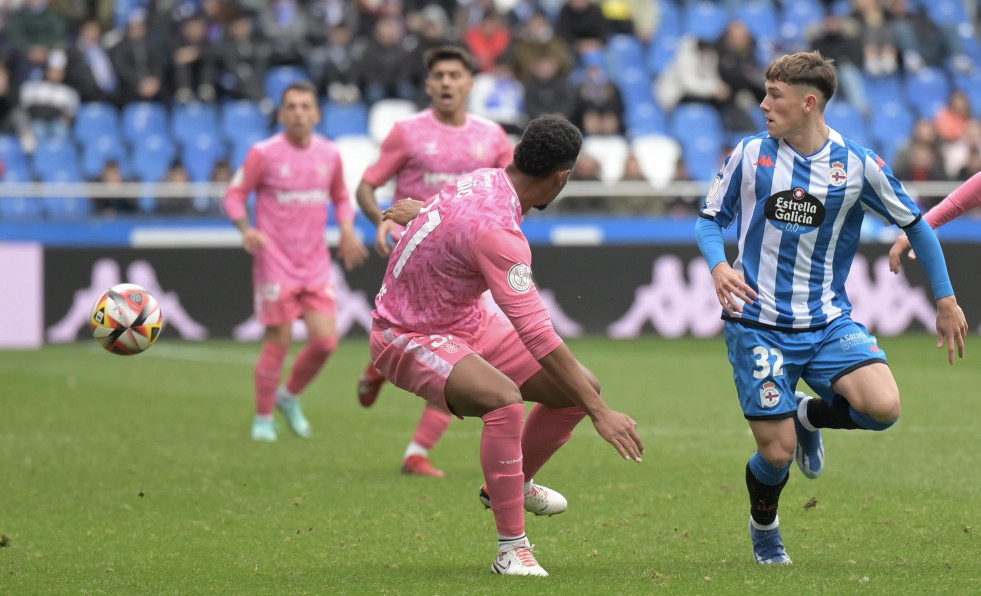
[0,0,979,218]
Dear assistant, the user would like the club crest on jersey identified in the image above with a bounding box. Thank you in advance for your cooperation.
[507,263,533,293]
[764,187,826,235]
[424,142,439,155]
[759,382,780,408]
[829,161,847,187]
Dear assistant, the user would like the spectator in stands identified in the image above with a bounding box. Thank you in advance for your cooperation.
[171,12,216,104]
[561,150,605,213]
[200,0,237,43]
[309,22,363,104]
[7,0,67,77]
[308,0,360,33]
[892,141,948,182]
[892,118,942,178]
[655,35,729,113]
[510,9,573,81]
[0,60,35,153]
[942,119,981,179]
[809,13,869,116]
[522,52,573,121]
[600,0,657,43]
[935,90,972,143]
[65,18,118,105]
[260,0,311,67]
[957,145,981,181]
[555,0,609,55]
[887,0,970,74]
[355,15,416,105]
[470,55,526,134]
[571,50,624,135]
[95,160,136,216]
[406,5,462,99]
[110,10,167,104]
[464,9,511,73]
[716,21,766,134]
[19,49,78,142]
[851,0,897,76]
[161,161,192,214]
[214,8,271,108]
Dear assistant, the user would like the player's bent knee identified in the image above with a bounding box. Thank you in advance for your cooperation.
[306,335,338,358]
[759,445,795,469]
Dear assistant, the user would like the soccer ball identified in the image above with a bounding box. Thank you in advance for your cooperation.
[90,283,164,355]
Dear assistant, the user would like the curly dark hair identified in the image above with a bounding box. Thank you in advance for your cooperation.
[513,116,583,178]
[424,46,477,75]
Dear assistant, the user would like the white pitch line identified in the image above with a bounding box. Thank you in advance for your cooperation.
[142,344,258,366]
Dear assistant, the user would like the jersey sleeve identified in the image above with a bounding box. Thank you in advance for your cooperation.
[699,140,745,229]
[926,170,981,229]
[329,149,355,224]
[858,149,921,228]
[472,227,563,360]
[223,146,266,222]
[493,126,514,168]
[362,123,409,188]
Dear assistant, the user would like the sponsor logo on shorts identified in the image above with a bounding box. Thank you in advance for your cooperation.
[839,332,873,351]
[507,263,533,293]
[760,381,780,408]
[259,283,281,301]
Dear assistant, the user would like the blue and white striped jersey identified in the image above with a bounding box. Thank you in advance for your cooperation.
[699,128,921,330]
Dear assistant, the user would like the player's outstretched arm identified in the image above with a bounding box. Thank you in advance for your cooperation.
[537,344,645,462]
[935,295,967,365]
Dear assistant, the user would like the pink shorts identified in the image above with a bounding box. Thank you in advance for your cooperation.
[255,281,336,326]
[370,311,542,412]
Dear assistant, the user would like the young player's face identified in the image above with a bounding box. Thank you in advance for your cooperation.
[425,59,474,115]
[279,89,321,143]
[760,80,808,139]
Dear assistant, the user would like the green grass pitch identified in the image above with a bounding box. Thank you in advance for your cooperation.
[1,336,979,594]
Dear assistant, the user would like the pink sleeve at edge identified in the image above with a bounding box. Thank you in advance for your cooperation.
[926,171,981,229]
[330,150,355,223]
[362,124,407,188]
[223,148,265,221]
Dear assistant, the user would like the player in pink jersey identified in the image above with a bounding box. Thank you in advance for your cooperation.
[354,46,514,477]
[889,171,981,273]
[224,81,369,442]
[370,116,645,577]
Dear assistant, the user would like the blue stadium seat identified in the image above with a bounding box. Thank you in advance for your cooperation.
[655,0,681,37]
[779,0,826,46]
[0,134,29,173]
[230,131,267,169]
[870,100,914,164]
[681,134,725,181]
[0,161,42,220]
[181,133,227,182]
[617,67,654,111]
[904,66,950,119]
[646,33,681,78]
[264,66,310,107]
[221,100,270,145]
[605,34,646,84]
[825,100,869,145]
[320,100,369,139]
[670,103,724,140]
[122,101,168,144]
[171,101,219,146]
[954,72,981,117]
[81,130,127,179]
[32,139,91,218]
[925,0,967,26]
[626,102,668,137]
[736,1,779,43]
[132,133,176,183]
[74,102,120,143]
[863,73,904,108]
[683,1,730,42]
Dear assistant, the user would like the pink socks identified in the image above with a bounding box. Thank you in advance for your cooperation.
[521,404,586,481]
[480,403,526,538]
[254,341,288,416]
[412,404,452,449]
[285,336,337,395]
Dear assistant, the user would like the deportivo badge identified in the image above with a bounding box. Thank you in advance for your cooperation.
[829,161,846,187]
[760,382,780,408]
